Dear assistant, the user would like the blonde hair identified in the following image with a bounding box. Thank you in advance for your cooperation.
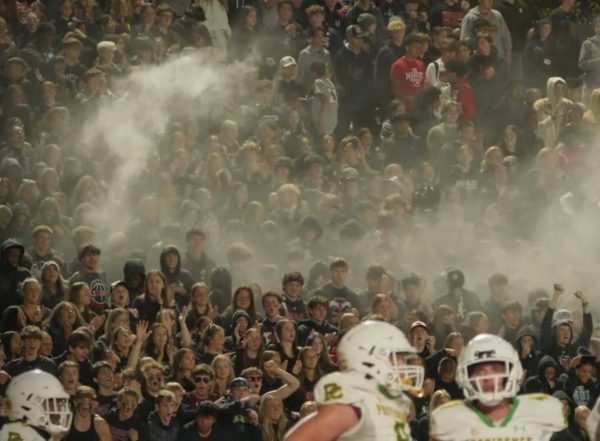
[165,382,185,395]
[575,405,590,420]
[259,395,287,441]
[387,18,406,32]
[210,354,235,396]
[277,183,300,198]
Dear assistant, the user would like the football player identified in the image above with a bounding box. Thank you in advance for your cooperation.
[430,334,566,441]
[586,396,600,439]
[284,320,423,441]
[0,369,72,441]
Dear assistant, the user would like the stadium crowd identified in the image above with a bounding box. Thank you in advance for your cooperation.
[1,0,600,439]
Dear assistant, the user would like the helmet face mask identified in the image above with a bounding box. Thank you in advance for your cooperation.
[385,351,424,397]
[40,397,73,434]
[462,360,514,406]
[6,370,73,435]
[338,321,424,398]
[457,334,523,407]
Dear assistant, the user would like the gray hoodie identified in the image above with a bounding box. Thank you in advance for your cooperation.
[579,35,600,88]
[460,5,512,61]
[533,77,573,148]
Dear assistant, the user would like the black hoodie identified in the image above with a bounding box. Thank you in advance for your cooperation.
[123,258,147,298]
[551,390,577,441]
[0,239,30,311]
[159,246,195,309]
[540,307,593,374]
[523,355,563,395]
[516,326,541,380]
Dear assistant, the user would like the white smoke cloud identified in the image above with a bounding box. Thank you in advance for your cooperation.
[76,51,254,239]
[72,49,600,311]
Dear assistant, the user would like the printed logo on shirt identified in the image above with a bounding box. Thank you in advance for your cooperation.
[405,68,424,87]
[573,385,591,406]
[323,382,343,401]
[90,278,109,312]
[456,179,479,192]
[558,354,571,370]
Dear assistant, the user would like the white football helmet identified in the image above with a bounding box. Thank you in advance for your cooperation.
[337,320,424,397]
[456,334,523,406]
[6,369,73,435]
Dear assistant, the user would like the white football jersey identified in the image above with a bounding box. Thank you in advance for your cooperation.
[430,394,566,441]
[0,422,48,441]
[314,370,412,441]
[586,396,600,439]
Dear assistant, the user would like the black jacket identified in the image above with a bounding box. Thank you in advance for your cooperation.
[53,351,94,387]
[132,294,162,324]
[433,289,482,321]
[296,319,337,346]
[561,372,598,408]
[139,410,181,441]
[540,307,593,374]
[4,356,57,378]
[123,258,146,298]
[516,326,541,380]
[180,421,232,441]
[522,355,563,395]
[160,246,195,309]
[182,251,215,283]
[0,239,30,311]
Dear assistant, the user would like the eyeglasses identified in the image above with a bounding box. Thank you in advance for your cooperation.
[247,376,262,381]
[194,376,212,383]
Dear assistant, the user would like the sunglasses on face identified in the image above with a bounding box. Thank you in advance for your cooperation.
[194,376,212,383]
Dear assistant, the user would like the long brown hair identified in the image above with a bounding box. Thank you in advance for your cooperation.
[144,269,172,306]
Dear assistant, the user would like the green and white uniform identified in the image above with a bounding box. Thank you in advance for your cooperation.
[430,394,566,441]
[0,422,47,441]
[314,371,411,441]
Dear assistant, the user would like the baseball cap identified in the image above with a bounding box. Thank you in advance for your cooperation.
[62,35,82,46]
[552,309,573,327]
[446,269,465,288]
[357,12,376,28]
[110,280,128,293]
[280,56,297,68]
[532,297,549,310]
[230,377,249,388]
[410,321,429,334]
[346,24,365,39]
